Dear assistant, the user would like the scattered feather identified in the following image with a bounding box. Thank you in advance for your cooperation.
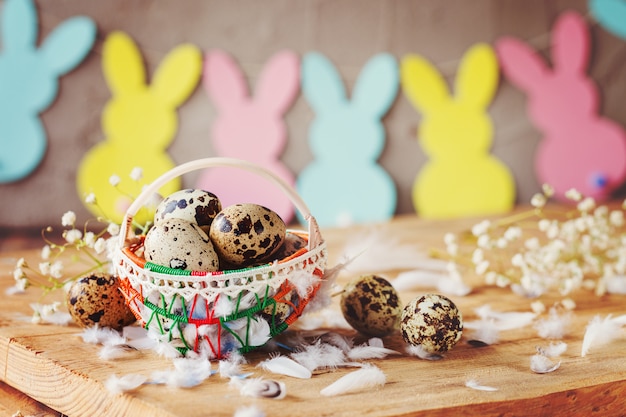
[530,354,561,374]
[99,343,137,360]
[581,314,625,357]
[234,405,266,417]
[236,378,286,399]
[606,276,626,294]
[150,357,213,388]
[317,332,354,353]
[534,307,572,339]
[258,355,312,379]
[293,309,352,331]
[465,379,498,392]
[303,262,344,314]
[105,374,148,394]
[291,342,346,371]
[219,351,250,379]
[392,270,471,296]
[80,326,125,345]
[464,319,500,346]
[472,305,536,330]
[320,365,386,397]
[537,341,568,358]
[347,339,400,361]
[405,345,442,361]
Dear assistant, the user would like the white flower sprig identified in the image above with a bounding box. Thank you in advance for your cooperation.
[436,184,626,298]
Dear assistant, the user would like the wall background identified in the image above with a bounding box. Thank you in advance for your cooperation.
[2,0,626,229]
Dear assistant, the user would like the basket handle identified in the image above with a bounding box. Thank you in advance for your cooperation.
[118,157,323,250]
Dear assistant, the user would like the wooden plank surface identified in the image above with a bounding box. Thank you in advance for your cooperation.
[1,213,626,416]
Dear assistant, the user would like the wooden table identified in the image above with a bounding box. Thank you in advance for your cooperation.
[0,213,625,416]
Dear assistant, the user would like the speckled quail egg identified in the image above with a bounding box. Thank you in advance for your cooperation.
[66,273,136,330]
[273,232,308,260]
[144,218,220,272]
[154,189,222,233]
[400,293,463,353]
[340,275,402,337]
[209,203,286,267]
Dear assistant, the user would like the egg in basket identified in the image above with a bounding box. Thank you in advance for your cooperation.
[114,158,328,359]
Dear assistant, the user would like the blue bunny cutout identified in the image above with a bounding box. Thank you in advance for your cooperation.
[589,0,626,40]
[297,52,399,227]
[0,0,96,183]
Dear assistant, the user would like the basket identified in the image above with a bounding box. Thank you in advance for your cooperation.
[113,157,327,359]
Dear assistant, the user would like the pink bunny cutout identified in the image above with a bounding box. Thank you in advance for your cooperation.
[496,10,626,201]
[196,50,299,222]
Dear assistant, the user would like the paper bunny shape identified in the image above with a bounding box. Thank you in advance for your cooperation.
[496,11,626,202]
[401,44,515,219]
[297,52,399,227]
[77,31,202,225]
[0,0,95,183]
[195,49,300,222]
[590,0,626,40]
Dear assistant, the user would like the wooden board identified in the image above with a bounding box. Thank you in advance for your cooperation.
[1,213,626,416]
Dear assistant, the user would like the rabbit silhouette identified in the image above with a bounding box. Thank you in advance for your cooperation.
[401,43,515,219]
[297,52,399,227]
[0,0,95,183]
[496,11,626,202]
[196,49,300,223]
[77,31,202,225]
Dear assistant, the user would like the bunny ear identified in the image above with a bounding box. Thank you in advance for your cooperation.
[102,31,146,95]
[454,43,498,109]
[151,44,202,107]
[40,16,96,76]
[552,11,589,74]
[495,37,549,92]
[301,52,347,114]
[352,53,399,118]
[2,0,37,50]
[254,50,300,116]
[400,53,450,113]
[204,49,249,111]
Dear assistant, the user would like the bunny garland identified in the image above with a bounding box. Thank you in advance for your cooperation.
[496,10,626,202]
[589,0,626,40]
[77,31,202,225]
[401,43,515,219]
[297,52,399,227]
[195,49,300,223]
[0,0,95,183]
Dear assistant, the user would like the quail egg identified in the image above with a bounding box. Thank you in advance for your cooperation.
[273,232,308,260]
[400,293,463,353]
[66,273,136,330]
[154,189,222,233]
[340,274,402,337]
[209,203,286,267]
[144,218,220,272]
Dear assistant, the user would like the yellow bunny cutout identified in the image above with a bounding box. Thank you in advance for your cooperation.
[401,43,515,218]
[77,31,202,225]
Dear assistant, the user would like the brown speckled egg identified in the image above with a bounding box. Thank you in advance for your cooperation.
[209,203,286,267]
[144,218,220,272]
[273,232,308,260]
[154,189,221,233]
[66,273,136,330]
[340,275,402,337]
[401,294,463,353]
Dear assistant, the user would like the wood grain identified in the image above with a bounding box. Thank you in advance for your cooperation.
[1,212,626,416]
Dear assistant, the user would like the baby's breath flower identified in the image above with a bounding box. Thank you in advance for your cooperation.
[84,232,96,248]
[61,211,76,227]
[443,233,457,246]
[610,210,624,227]
[472,220,491,237]
[41,245,51,260]
[130,167,143,181]
[504,226,522,241]
[49,261,64,279]
[577,197,596,213]
[85,192,97,205]
[475,260,490,275]
[541,184,554,197]
[63,228,83,244]
[16,257,26,268]
[39,262,50,275]
[471,248,484,264]
[565,188,582,201]
[13,267,24,280]
[530,193,547,208]
[107,222,120,236]
[109,174,121,187]
[94,237,107,254]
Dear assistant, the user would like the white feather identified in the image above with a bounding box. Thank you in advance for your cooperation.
[320,365,386,397]
[530,354,561,374]
[534,307,572,339]
[537,341,568,358]
[465,378,498,392]
[405,345,443,361]
[234,405,266,417]
[99,344,136,360]
[391,270,471,296]
[258,355,312,379]
[219,351,248,379]
[302,262,344,314]
[150,357,213,388]
[291,342,346,371]
[464,319,500,345]
[581,315,624,357]
[235,378,286,399]
[79,325,124,345]
[473,305,536,330]
[105,374,148,394]
[347,339,400,361]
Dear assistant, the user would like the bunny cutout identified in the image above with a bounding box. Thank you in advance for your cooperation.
[77,31,202,225]
[590,0,626,40]
[297,52,399,227]
[496,10,626,202]
[195,49,300,222]
[401,43,515,219]
[0,0,95,183]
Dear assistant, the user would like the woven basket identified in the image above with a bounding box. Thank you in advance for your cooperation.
[114,157,327,359]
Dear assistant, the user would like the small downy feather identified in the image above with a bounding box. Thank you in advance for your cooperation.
[105,373,148,394]
[347,338,401,361]
[537,341,568,358]
[581,314,625,357]
[236,378,286,399]
[258,355,312,379]
[150,357,213,388]
[530,354,561,374]
[465,378,498,392]
[320,365,386,397]
[291,342,346,371]
[391,270,471,296]
[234,405,266,417]
[99,343,137,361]
[80,325,125,345]
[534,307,572,339]
[406,344,443,361]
